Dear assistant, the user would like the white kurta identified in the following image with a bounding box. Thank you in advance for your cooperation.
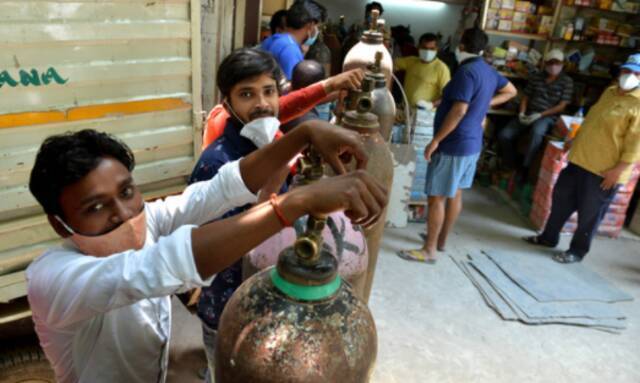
[26,160,257,383]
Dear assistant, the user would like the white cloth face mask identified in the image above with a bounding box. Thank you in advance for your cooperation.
[619,73,640,91]
[240,116,281,148]
[419,49,437,62]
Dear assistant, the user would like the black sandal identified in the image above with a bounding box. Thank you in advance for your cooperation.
[552,252,583,264]
[522,235,556,248]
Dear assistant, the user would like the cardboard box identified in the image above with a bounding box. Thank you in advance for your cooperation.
[515,0,532,12]
[591,17,618,33]
[529,202,550,230]
[537,5,554,15]
[616,24,635,38]
[498,20,513,31]
[537,15,554,35]
[501,0,515,9]
[611,0,640,13]
[611,191,633,206]
[513,11,528,23]
[630,203,640,235]
[503,39,529,52]
[498,9,514,19]
[511,22,528,33]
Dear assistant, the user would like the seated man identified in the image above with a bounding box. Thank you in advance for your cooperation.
[26,126,387,380]
[281,59,327,132]
[394,32,451,110]
[498,49,574,178]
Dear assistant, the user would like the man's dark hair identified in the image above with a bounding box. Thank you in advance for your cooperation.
[419,33,438,45]
[217,48,283,98]
[291,60,326,90]
[29,129,135,216]
[270,9,287,35]
[286,0,327,30]
[460,27,488,54]
[365,2,384,16]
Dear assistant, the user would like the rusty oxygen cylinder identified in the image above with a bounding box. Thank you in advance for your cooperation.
[343,9,393,87]
[339,96,394,303]
[344,51,396,141]
[215,149,377,383]
[242,152,370,300]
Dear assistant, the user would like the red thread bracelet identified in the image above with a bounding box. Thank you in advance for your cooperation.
[269,193,292,227]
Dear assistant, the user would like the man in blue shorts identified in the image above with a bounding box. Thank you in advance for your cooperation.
[399,28,516,263]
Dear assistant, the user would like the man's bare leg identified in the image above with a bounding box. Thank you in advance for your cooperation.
[423,195,446,258]
[438,189,462,251]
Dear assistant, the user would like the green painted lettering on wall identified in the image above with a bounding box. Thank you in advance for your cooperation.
[0,71,18,87]
[0,67,68,88]
[19,69,41,86]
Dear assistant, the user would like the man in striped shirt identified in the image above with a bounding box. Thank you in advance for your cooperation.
[498,49,574,179]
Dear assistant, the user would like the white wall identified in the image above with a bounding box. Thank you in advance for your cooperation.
[321,0,465,43]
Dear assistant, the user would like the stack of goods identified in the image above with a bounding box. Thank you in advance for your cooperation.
[563,166,640,236]
[530,142,566,230]
[566,0,640,13]
[486,0,555,35]
[407,107,435,222]
[557,1,640,48]
[530,141,640,237]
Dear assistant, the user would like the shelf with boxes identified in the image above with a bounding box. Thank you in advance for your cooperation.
[482,0,556,38]
[552,0,639,50]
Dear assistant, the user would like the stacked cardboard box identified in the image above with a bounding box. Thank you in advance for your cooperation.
[487,0,550,34]
[408,108,435,222]
[530,141,640,237]
[409,108,435,202]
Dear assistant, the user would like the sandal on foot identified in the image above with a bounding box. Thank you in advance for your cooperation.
[397,249,437,264]
[418,233,446,252]
[522,235,556,248]
[552,252,583,264]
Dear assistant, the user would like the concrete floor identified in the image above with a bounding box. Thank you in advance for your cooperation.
[167,186,640,383]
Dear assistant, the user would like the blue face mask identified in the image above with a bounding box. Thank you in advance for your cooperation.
[304,26,319,46]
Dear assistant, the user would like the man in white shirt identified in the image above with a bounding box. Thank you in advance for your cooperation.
[26,125,387,383]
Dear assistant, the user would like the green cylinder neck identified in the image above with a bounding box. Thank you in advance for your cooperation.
[271,268,341,301]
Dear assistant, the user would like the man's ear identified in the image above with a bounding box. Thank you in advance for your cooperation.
[48,214,72,238]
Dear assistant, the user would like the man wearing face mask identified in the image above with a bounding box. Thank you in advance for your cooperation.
[26,114,386,382]
[523,53,640,263]
[190,48,358,382]
[261,0,326,81]
[394,33,451,111]
[498,49,574,179]
[399,28,517,263]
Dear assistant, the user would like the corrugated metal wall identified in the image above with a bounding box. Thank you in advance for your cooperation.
[0,0,203,302]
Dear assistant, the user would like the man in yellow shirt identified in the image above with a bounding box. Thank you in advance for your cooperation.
[524,53,640,263]
[394,33,451,109]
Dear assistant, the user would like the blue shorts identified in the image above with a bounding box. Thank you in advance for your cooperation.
[424,152,480,198]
